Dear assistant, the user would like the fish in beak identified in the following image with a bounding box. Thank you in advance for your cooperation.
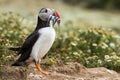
[47,9,60,26]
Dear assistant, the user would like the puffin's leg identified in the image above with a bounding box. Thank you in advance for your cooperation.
[35,62,49,75]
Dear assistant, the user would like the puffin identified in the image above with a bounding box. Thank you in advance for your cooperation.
[9,8,60,75]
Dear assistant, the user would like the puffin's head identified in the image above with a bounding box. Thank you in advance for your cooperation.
[38,8,60,26]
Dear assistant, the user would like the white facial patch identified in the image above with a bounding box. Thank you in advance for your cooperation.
[38,8,53,21]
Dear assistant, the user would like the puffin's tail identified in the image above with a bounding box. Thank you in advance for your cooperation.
[8,47,21,51]
[11,62,21,66]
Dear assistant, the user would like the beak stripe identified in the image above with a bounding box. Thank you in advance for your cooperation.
[53,9,60,18]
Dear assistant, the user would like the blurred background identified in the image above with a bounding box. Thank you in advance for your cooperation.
[0,0,120,71]
[0,0,120,28]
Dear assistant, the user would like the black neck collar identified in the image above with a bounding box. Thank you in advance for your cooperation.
[34,17,49,31]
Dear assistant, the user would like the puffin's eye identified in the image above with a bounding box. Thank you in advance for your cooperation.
[45,9,48,13]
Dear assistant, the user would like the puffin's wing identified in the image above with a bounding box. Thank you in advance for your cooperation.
[12,31,40,66]
[19,31,40,54]
[14,31,40,63]
[9,31,39,52]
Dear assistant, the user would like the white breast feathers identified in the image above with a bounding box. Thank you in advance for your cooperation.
[31,27,55,61]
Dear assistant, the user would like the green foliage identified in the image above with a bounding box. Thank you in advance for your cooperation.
[63,0,120,10]
[48,27,120,71]
[0,12,31,66]
[63,0,81,5]
[0,12,120,72]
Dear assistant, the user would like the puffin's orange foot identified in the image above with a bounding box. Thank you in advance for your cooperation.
[35,63,49,75]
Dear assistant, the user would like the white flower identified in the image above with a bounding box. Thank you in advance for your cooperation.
[106,59,111,62]
[0,27,2,30]
[73,52,80,56]
[101,43,108,49]
[86,61,89,64]
[113,35,120,39]
[99,42,108,49]
[71,42,77,46]
[105,55,110,59]
[92,43,97,46]
[98,59,102,64]
[109,43,115,47]
[111,55,118,59]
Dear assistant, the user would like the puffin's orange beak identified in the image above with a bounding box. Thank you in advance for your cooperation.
[52,9,60,18]
[49,9,60,26]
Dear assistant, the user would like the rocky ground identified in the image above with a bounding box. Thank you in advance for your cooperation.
[1,62,120,80]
